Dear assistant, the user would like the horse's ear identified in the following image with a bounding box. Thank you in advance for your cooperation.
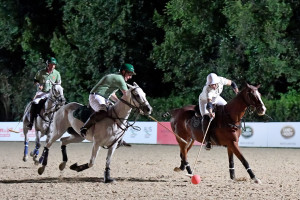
[49,79,55,85]
[246,82,251,88]
[49,79,61,85]
[127,83,134,89]
[256,84,261,89]
[133,82,139,87]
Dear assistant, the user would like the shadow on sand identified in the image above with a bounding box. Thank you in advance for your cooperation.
[0,176,168,184]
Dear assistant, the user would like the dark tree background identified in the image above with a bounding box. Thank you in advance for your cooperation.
[0,0,299,122]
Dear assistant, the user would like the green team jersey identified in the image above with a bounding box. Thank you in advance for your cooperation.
[34,68,61,92]
[90,74,128,99]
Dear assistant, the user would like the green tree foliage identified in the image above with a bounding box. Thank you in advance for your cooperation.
[0,0,299,122]
[152,0,227,94]
[222,0,300,97]
[152,0,300,121]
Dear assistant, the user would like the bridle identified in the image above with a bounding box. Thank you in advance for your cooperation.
[242,88,263,111]
[102,87,150,149]
[120,87,150,114]
[226,87,264,130]
[42,85,65,120]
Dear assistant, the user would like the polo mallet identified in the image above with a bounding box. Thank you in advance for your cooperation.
[8,120,22,133]
[186,117,213,177]
[148,115,188,144]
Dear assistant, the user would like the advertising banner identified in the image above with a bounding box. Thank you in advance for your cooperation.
[0,122,299,148]
[267,122,300,148]
[239,122,269,147]
[123,122,157,144]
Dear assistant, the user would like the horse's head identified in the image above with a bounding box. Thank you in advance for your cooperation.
[241,83,267,116]
[45,81,66,115]
[126,82,152,116]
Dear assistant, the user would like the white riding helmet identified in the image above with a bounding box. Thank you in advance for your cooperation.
[206,73,220,85]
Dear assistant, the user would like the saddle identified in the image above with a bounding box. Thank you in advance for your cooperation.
[73,105,94,123]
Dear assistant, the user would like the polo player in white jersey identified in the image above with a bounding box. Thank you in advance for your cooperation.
[199,73,239,150]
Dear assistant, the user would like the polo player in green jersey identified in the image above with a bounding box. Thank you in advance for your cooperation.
[27,57,61,130]
[80,63,136,146]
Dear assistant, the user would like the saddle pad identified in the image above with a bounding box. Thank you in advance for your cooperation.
[73,105,94,123]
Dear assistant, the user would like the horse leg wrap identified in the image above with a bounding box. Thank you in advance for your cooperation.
[179,160,186,171]
[76,163,89,172]
[24,141,29,155]
[243,160,255,179]
[33,143,41,156]
[229,168,235,180]
[61,145,68,162]
[229,160,235,180]
[186,164,192,174]
[70,163,89,172]
[247,168,255,179]
[104,167,114,183]
[39,147,49,166]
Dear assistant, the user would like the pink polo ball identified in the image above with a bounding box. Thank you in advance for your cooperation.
[191,174,201,184]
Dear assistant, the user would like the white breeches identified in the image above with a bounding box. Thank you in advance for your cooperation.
[89,94,109,112]
[33,92,49,104]
[199,95,227,116]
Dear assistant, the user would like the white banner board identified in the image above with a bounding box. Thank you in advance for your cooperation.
[123,122,157,144]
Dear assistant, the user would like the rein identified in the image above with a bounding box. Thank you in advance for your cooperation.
[39,86,65,123]
[101,88,145,149]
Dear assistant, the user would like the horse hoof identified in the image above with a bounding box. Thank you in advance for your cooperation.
[33,155,38,161]
[23,156,28,162]
[173,167,182,172]
[38,166,45,175]
[34,161,39,166]
[59,162,67,171]
[104,178,115,183]
[253,177,262,184]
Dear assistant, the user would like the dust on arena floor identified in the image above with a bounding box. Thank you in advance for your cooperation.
[0,141,299,199]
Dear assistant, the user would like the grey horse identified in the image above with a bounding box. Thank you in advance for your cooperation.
[38,82,152,183]
[22,83,65,164]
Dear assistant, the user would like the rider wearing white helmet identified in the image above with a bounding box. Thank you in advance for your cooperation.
[199,73,239,150]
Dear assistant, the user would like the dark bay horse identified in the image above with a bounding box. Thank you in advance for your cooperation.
[169,84,266,183]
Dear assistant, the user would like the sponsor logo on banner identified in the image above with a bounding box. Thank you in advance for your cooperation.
[123,122,157,144]
[280,126,295,139]
[241,126,254,138]
[128,126,153,139]
[143,126,152,138]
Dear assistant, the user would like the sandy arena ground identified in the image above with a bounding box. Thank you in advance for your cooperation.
[0,141,299,200]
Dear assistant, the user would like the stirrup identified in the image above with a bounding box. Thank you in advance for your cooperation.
[80,127,87,137]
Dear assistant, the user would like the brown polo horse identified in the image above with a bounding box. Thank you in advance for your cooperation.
[169,84,266,183]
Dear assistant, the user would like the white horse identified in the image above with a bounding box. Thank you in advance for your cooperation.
[37,82,152,183]
[22,83,65,163]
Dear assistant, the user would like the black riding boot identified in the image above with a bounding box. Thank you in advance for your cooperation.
[202,115,211,150]
[27,103,38,130]
[80,110,107,137]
